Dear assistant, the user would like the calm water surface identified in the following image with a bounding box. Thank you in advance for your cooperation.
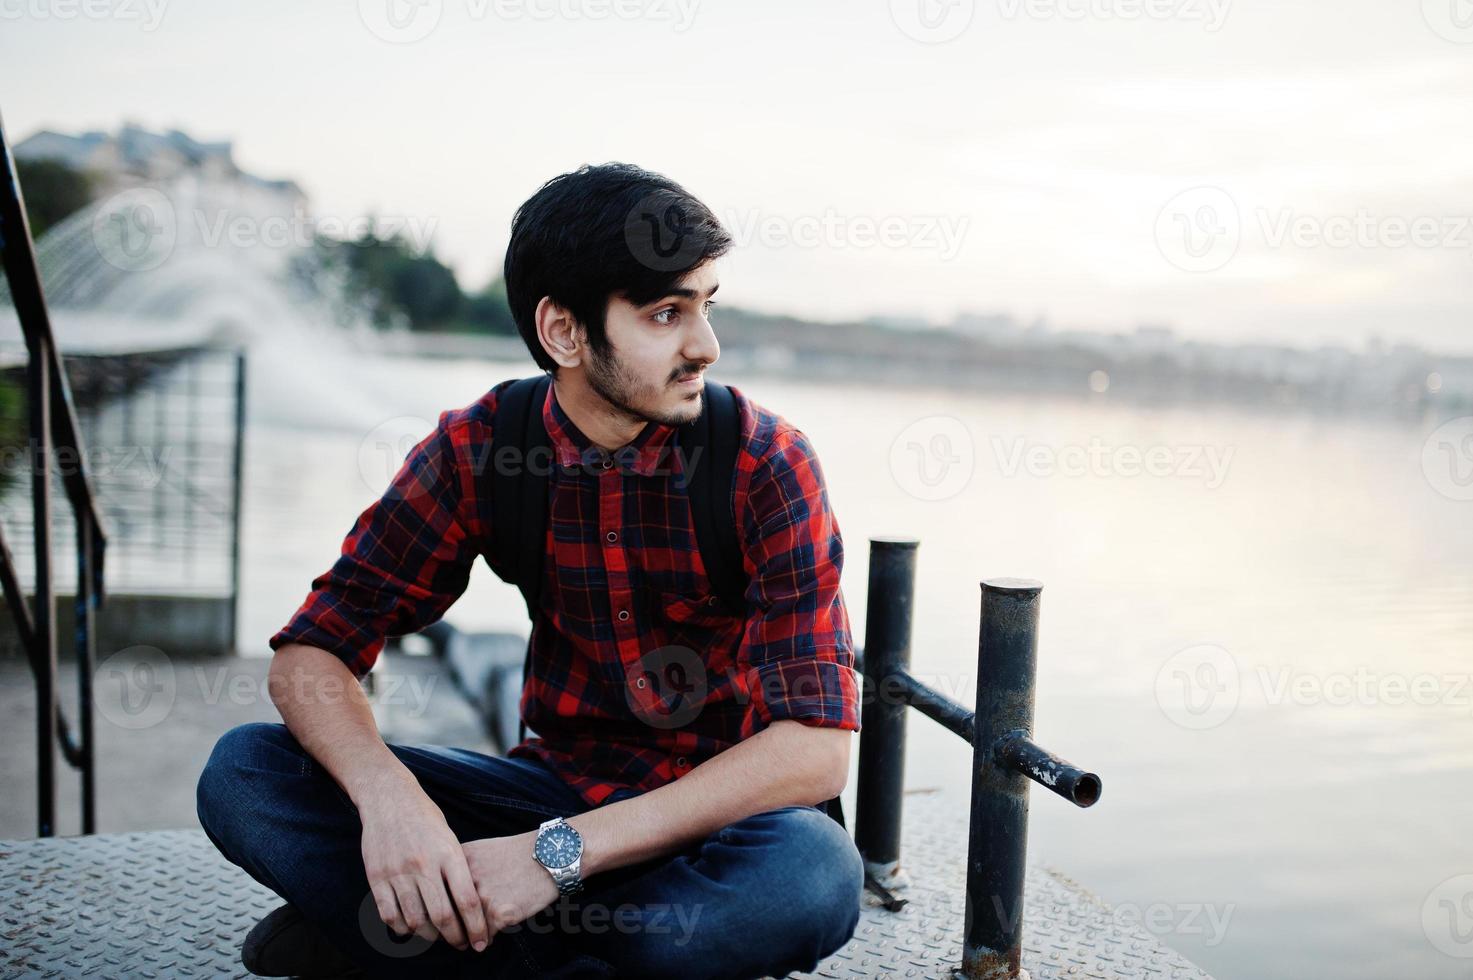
[242,348,1473,980]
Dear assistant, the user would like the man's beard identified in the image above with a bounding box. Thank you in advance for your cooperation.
[584,343,704,428]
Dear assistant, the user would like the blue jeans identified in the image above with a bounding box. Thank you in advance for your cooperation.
[196,723,863,979]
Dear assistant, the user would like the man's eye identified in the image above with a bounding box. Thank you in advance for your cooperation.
[653,308,677,325]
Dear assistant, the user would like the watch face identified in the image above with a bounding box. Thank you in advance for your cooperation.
[535,823,582,869]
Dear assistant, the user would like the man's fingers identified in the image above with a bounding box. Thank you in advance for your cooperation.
[392,877,438,943]
[370,880,407,936]
[418,875,468,950]
[443,858,490,949]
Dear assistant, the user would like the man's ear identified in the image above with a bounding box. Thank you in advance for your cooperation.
[536,296,583,370]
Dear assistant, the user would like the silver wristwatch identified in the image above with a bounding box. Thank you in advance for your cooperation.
[533,816,585,895]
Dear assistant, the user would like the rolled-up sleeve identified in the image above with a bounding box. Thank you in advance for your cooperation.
[268,409,482,679]
[736,426,861,738]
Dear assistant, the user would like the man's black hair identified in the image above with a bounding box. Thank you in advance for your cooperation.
[504,162,733,373]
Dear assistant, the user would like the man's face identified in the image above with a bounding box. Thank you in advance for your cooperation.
[584,261,721,427]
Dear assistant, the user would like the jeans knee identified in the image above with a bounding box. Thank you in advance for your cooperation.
[196,722,297,838]
[765,807,865,961]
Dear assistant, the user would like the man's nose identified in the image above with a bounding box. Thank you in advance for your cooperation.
[685,313,720,367]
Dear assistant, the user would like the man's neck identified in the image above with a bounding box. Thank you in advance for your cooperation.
[551,375,649,453]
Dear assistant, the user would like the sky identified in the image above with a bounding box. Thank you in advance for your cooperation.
[2,0,1470,353]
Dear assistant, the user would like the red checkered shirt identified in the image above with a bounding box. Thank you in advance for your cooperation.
[268,377,861,807]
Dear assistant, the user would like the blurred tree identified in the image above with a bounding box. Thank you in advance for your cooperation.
[389,253,462,330]
[15,158,96,239]
[460,278,516,336]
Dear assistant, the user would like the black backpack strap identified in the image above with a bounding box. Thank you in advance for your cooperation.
[491,375,553,748]
[679,379,748,615]
[680,383,844,828]
[491,374,554,620]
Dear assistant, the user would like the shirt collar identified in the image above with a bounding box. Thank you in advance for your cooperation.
[543,379,681,478]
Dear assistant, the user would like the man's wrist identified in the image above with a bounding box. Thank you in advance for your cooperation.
[344,756,421,811]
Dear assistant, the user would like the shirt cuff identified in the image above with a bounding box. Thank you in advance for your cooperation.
[745,658,862,731]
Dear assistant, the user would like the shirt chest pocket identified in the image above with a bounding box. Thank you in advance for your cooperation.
[660,589,739,627]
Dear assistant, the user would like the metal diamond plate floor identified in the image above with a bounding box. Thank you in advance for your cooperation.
[0,793,1212,978]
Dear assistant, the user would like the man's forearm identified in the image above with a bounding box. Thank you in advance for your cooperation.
[567,720,851,879]
[267,643,419,805]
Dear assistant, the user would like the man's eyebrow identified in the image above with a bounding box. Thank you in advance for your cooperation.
[654,282,720,303]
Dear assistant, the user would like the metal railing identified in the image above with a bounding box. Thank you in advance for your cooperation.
[854,537,1102,980]
[0,109,109,837]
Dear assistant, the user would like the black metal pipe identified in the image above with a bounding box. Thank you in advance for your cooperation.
[892,669,973,743]
[76,516,96,833]
[229,350,246,656]
[30,334,56,838]
[854,537,919,881]
[962,577,1043,980]
[994,730,1100,808]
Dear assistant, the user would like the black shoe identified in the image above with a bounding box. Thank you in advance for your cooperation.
[241,903,365,978]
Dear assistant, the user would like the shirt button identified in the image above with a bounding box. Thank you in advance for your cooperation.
[676,757,688,769]
[617,609,630,621]
[636,677,647,689]
[601,457,613,469]
[606,531,618,543]
[706,597,718,606]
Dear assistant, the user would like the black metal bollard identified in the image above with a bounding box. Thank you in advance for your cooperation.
[854,537,919,887]
[962,578,1100,979]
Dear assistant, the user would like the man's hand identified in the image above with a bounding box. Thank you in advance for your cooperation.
[462,832,561,940]
[359,774,490,952]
